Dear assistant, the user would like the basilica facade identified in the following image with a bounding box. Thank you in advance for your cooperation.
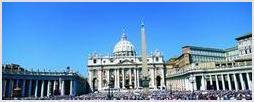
[87,24,165,92]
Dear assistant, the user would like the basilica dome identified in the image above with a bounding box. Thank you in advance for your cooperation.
[113,33,136,57]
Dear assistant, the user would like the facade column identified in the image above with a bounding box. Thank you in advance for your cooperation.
[28,80,32,97]
[61,80,65,95]
[70,80,73,95]
[161,68,165,88]
[98,69,102,91]
[215,75,219,90]
[227,74,232,90]
[150,68,155,88]
[246,72,251,90]
[239,73,246,90]
[221,74,225,90]
[137,69,140,88]
[88,70,92,90]
[114,69,117,88]
[106,69,110,88]
[41,80,44,97]
[122,69,125,89]
[134,68,137,89]
[116,69,120,88]
[129,68,132,88]
[233,74,239,91]
[22,79,26,97]
[47,80,51,96]
[34,80,38,97]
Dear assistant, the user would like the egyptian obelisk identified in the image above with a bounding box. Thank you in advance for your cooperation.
[140,21,150,95]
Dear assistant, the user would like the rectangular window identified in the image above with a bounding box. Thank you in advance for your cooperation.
[93,59,97,64]
[156,57,159,62]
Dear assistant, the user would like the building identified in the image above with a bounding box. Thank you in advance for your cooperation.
[166,33,252,91]
[87,23,166,92]
[2,64,91,99]
[236,33,252,60]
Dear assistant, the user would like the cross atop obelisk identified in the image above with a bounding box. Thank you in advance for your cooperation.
[140,20,150,95]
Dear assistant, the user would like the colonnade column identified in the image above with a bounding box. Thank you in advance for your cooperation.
[15,80,19,89]
[53,80,56,94]
[59,78,62,94]
[2,79,6,97]
[28,80,32,97]
[221,74,225,90]
[246,73,251,90]
[227,74,232,90]
[10,79,14,97]
[239,73,246,90]
[215,75,219,90]
[73,80,77,96]
[209,75,213,90]
[70,80,73,95]
[47,80,51,96]
[35,80,38,97]
[201,75,206,90]
[61,80,65,95]
[22,79,26,97]
[41,80,44,97]
[233,74,239,91]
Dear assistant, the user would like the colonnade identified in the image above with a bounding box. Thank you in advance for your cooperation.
[168,72,252,91]
[200,72,252,91]
[2,78,76,98]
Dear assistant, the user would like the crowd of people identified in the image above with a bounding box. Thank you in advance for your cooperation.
[5,90,252,100]
[74,90,252,100]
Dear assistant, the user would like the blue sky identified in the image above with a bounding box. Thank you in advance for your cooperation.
[3,2,252,77]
